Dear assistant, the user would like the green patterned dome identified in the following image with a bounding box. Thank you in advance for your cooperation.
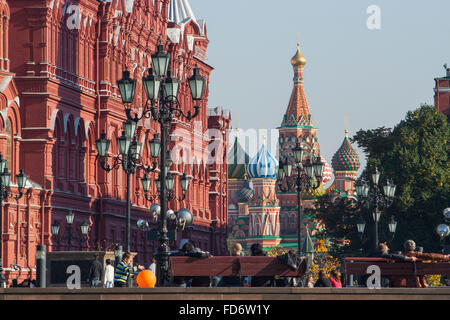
[228,137,250,179]
[332,133,360,172]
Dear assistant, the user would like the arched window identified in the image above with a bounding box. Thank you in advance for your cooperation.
[5,118,12,172]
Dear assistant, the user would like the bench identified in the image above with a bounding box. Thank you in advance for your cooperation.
[344,257,450,287]
[344,257,450,276]
[169,256,306,278]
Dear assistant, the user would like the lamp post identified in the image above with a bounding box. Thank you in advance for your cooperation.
[65,210,75,251]
[95,122,144,254]
[0,155,28,288]
[116,44,206,286]
[80,221,90,250]
[277,143,325,255]
[357,215,397,244]
[355,167,396,252]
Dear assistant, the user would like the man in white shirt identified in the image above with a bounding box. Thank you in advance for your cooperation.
[103,259,115,288]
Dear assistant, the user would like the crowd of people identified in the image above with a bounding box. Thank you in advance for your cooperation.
[9,238,449,288]
[82,238,449,288]
[9,278,37,288]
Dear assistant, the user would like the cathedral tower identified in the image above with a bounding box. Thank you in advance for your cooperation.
[277,43,331,248]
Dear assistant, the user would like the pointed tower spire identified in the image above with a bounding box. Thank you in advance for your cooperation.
[282,41,311,127]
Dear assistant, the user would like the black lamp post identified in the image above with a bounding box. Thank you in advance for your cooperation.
[355,167,396,252]
[0,155,28,288]
[116,44,206,286]
[95,122,145,254]
[277,143,325,256]
[65,210,75,251]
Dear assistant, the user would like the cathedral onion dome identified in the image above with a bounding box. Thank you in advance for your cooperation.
[248,144,278,179]
[228,137,250,179]
[331,130,360,172]
[302,185,326,200]
[320,156,333,183]
[236,186,253,203]
[291,44,306,67]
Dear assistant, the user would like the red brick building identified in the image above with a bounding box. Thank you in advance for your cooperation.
[434,65,450,116]
[0,0,230,285]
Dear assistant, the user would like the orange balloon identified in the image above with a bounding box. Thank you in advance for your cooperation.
[136,270,156,288]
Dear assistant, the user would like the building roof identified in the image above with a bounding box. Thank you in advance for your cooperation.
[248,143,278,179]
[228,137,250,179]
[168,0,196,25]
[281,43,313,128]
[291,43,306,67]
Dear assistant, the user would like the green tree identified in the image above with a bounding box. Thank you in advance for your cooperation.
[309,195,366,258]
[351,105,450,252]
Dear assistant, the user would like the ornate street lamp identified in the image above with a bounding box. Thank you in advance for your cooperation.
[355,168,396,252]
[147,207,194,231]
[117,70,136,104]
[443,208,450,222]
[277,142,325,255]
[51,221,60,249]
[436,208,450,251]
[436,224,450,240]
[388,216,397,241]
[65,210,75,251]
[117,45,206,286]
[80,221,90,250]
[357,216,366,240]
[0,157,28,288]
[95,122,146,256]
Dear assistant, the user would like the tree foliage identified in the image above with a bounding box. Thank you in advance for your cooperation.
[309,195,366,257]
[351,105,449,252]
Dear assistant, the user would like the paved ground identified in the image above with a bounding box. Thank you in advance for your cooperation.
[1,287,450,300]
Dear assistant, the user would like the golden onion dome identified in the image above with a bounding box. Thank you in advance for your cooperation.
[291,43,306,67]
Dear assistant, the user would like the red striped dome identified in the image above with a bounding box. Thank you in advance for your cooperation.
[320,156,333,183]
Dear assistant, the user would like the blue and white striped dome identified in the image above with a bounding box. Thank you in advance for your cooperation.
[248,144,278,179]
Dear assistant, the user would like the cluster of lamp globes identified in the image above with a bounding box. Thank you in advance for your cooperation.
[137,204,193,231]
[50,210,90,238]
[277,143,325,184]
[436,208,450,240]
[116,44,206,106]
[355,168,397,200]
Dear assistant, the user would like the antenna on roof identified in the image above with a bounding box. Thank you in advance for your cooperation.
[345,116,348,137]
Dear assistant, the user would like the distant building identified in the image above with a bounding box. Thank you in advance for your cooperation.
[434,65,450,116]
[227,43,337,252]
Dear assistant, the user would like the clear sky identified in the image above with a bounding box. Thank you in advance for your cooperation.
[189,0,450,176]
